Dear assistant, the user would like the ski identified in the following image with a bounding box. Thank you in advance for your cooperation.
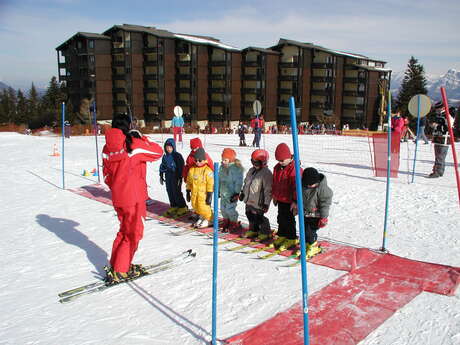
[58,249,193,299]
[279,247,326,267]
[226,240,257,251]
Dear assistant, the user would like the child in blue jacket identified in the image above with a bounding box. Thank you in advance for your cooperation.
[159,138,188,217]
[219,148,244,232]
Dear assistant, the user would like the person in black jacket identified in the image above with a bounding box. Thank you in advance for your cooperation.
[428,102,453,178]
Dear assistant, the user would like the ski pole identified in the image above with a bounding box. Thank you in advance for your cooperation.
[381,91,392,252]
[211,162,219,345]
[61,102,65,189]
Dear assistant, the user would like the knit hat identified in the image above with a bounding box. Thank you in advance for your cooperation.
[194,147,206,161]
[275,143,291,161]
[434,101,444,110]
[190,137,203,150]
[222,148,236,162]
[302,167,320,186]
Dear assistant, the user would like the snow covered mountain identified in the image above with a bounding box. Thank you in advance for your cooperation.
[391,69,460,103]
[0,81,10,91]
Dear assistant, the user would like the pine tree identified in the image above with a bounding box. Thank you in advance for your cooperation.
[396,56,428,117]
[27,83,43,129]
[0,89,9,123]
[15,89,28,125]
[42,76,66,125]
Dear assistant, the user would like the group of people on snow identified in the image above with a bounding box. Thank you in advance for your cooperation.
[102,113,333,284]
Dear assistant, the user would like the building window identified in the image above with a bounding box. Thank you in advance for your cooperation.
[88,40,94,49]
[89,55,95,64]
[77,41,82,49]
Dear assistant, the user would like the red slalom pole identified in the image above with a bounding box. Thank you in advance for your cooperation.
[440,87,460,207]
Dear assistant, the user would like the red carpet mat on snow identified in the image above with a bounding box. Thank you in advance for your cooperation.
[69,184,460,345]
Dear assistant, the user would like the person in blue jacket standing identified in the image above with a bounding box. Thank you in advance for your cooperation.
[219,148,244,233]
[159,138,188,217]
[171,113,184,143]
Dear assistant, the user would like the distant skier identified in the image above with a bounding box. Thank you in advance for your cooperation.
[159,138,188,218]
[218,148,244,233]
[239,149,273,241]
[102,114,163,283]
[299,167,333,258]
[237,121,247,146]
[171,111,184,143]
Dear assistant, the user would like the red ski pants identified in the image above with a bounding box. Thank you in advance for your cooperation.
[173,126,183,143]
[110,202,146,273]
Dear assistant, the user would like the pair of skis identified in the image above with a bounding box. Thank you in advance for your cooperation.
[58,249,196,303]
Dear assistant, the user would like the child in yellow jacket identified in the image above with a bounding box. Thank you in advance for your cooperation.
[186,148,214,228]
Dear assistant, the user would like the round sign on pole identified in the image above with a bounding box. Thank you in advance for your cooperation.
[408,94,431,117]
[253,100,262,116]
[174,105,183,117]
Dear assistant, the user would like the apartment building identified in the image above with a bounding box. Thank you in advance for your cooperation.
[56,25,390,130]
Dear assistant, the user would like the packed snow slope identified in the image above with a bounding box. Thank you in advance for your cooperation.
[0,132,459,345]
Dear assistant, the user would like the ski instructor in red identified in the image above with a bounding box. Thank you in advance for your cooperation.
[102,114,163,283]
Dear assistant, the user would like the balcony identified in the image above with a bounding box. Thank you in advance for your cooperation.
[176,100,192,106]
[59,63,66,68]
[243,61,259,67]
[343,90,365,97]
[209,87,225,93]
[279,75,298,81]
[209,60,226,66]
[143,60,157,67]
[279,88,292,94]
[311,76,334,82]
[59,75,68,81]
[311,62,334,69]
[242,100,256,106]
[209,100,225,106]
[342,103,365,110]
[112,47,125,54]
[113,100,127,106]
[112,61,125,67]
[112,87,126,93]
[311,89,333,96]
[177,74,191,80]
[209,74,226,80]
[177,60,191,67]
[113,74,126,80]
[145,100,159,106]
[144,74,158,80]
[242,74,259,81]
[76,48,88,55]
[344,77,359,83]
[143,47,158,53]
[279,62,298,68]
[242,87,258,94]
[176,87,191,93]
[311,101,326,109]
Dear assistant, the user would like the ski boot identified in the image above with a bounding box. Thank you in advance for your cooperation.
[173,207,189,218]
[228,221,243,234]
[220,218,230,232]
[257,233,271,242]
[128,264,147,278]
[306,241,322,258]
[162,207,178,218]
[104,266,128,285]
[196,218,210,229]
[269,236,286,249]
[244,230,258,239]
[279,238,298,251]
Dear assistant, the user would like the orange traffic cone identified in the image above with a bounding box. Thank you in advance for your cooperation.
[50,144,60,157]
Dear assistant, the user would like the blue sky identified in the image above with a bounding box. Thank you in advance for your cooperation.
[1,0,459,90]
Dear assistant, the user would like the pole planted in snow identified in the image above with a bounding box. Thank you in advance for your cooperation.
[92,101,101,183]
[381,91,392,251]
[211,162,220,345]
[440,87,460,206]
[411,95,421,183]
[289,96,310,345]
[61,102,65,190]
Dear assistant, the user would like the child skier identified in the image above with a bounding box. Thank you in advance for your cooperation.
[239,149,273,241]
[271,143,302,251]
[218,148,244,233]
[186,148,214,228]
[159,138,188,218]
[300,167,333,258]
[102,114,163,283]
[183,137,214,182]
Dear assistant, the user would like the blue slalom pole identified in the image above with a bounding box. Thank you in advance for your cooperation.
[289,97,309,345]
[92,101,101,183]
[411,95,421,183]
[211,162,219,345]
[61,102,65,190]
[381,92,392,252]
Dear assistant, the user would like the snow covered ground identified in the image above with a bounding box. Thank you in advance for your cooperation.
[0,131,459,345]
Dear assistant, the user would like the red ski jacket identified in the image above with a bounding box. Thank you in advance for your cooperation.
[182,138,214,180]
[102,128,162,207]
[272,160,302,204]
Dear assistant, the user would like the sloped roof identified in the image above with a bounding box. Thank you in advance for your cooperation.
[242,46,280,55]
[56,32,110,50]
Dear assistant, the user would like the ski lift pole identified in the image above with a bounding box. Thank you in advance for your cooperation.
[92,101,101,183]
[440,87,460,206]
[211,162,220,345]
[381,91,392,251]
[289,96,310,345]
[411,95,421,183]
[61,102,65,190]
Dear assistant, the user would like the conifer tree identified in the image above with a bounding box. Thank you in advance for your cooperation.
[15,89,28,125]
[396,56,428,117]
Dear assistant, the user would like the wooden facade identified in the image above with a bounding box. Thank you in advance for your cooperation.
[56,25,390,130]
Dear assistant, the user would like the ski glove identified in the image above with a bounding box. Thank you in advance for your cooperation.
[206,192,213,205]
[186,190,191,202]
[230,193,239,203]
[262,204,269,213]
[318,218,328,228]
[160,174,165,185]
[238,192,245,201]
